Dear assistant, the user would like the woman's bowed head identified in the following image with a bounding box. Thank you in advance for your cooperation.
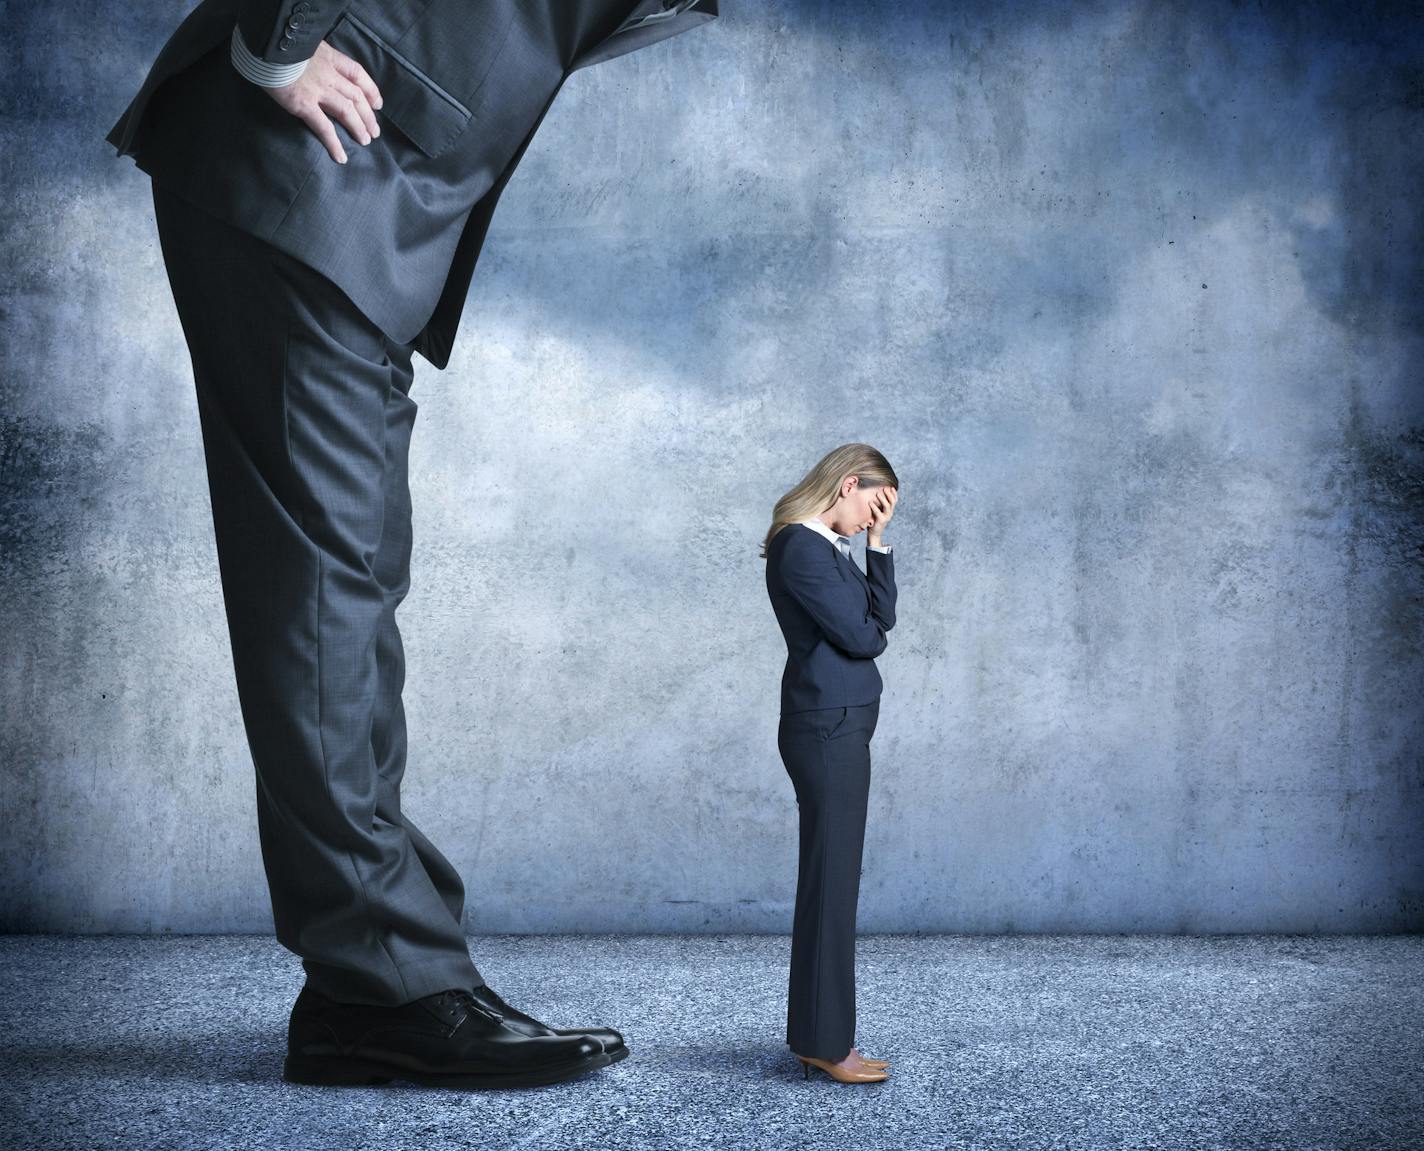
[761,443,900,558]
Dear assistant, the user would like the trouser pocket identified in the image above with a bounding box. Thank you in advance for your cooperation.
[821,706,850,741]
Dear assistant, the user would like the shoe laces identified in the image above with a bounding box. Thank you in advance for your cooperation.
[439,987,503,1024]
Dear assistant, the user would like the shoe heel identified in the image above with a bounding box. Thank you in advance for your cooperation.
[283,1053,394,1086]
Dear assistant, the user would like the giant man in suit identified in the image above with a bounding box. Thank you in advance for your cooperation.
[104,0,718,1089]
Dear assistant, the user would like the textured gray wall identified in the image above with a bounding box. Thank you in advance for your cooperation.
[2,1,1421,934]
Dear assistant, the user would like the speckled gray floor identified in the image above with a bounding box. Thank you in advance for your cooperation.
[2,933,1420,1150]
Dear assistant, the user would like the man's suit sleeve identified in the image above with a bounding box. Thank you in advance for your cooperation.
[780,532,892,659]
[236,0,352,70]
[568,0,717,73]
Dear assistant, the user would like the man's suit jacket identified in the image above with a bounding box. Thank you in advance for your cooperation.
[766,524,897,715]
[104,0,718,369]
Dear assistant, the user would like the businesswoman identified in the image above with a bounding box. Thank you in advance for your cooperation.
[763,443,900,1084]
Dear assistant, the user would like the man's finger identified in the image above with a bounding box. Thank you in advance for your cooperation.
[322,92,371,147]
[332,53,383,110]
[333,78,379,140]
[302,108,347,164]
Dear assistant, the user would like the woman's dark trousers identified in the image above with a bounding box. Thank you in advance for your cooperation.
[778,699,880,1061]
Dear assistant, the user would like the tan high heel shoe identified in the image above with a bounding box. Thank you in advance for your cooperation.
[848,1043,890,1069]
[795,1053,889,1083]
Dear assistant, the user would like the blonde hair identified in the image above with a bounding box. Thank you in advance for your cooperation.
[760,443,899,559]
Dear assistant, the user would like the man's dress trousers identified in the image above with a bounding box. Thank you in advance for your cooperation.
[147,1,645,1006]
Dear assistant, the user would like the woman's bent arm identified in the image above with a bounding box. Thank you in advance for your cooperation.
[780,533,890,659]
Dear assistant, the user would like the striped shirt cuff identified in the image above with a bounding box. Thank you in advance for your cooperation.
[230,23,310,87]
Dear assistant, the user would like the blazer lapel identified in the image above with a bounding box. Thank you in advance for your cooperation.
[843,551,871,592]
[823,530,872,593]
[798,522,871,595]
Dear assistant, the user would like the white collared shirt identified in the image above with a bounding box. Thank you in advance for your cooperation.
[797,516,891,557]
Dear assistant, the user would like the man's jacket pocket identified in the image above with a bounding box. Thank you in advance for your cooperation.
[326,9,474,159]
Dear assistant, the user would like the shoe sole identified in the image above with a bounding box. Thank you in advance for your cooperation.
[283,1048,614,1090]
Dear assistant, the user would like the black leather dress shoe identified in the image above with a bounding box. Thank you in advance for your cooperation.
[468,982,629,1063]
[283,985,611,1089]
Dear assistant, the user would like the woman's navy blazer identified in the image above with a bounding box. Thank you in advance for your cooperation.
[766,523,897,714]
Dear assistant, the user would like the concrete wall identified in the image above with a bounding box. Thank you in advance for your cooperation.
[2,0,1421,934]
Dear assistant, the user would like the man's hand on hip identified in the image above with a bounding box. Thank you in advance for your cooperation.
[261,41,384,165]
